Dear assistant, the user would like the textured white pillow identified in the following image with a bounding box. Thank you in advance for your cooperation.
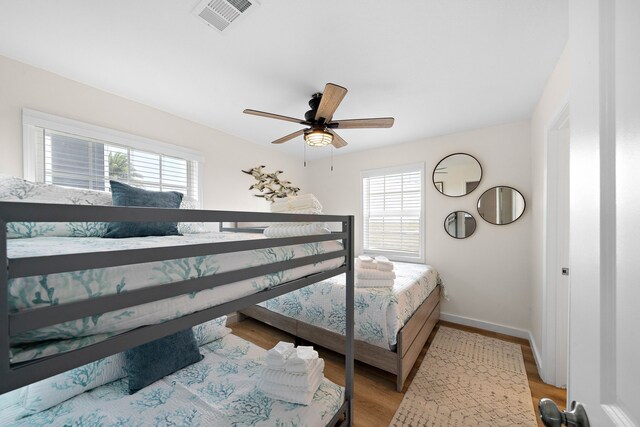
[0,352,126,424]
[177,195,206,234]
[0,174,112,239]
[193,315,231,345]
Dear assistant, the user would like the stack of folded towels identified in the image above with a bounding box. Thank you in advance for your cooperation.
[264,194,331,238]
[355,255,396,288]
[258,341,324,405]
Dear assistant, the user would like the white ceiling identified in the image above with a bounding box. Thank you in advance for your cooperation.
[0,0,568,159]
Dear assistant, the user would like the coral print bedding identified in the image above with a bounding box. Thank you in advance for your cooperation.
[8,233,343,363]
[7,334,344,427]
[259,262,440,349]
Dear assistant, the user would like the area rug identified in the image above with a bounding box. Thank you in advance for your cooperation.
[390,327,538,426]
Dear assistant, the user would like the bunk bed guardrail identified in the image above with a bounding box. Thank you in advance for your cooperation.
[0,202,355,426]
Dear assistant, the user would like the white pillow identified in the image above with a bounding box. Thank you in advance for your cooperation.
[0,352,126,424]
[0,174,112,239]
[193,315,231,345]
[178,195,206,234]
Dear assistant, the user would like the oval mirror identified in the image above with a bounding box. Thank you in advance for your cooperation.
[477,186,526,225]
[433,153,482,197]
[444,211,477,239]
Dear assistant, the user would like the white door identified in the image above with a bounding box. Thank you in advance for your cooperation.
[558,0,640,425]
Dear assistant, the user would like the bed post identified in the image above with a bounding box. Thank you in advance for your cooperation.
[0,220,10,387]
[344,216,355,425]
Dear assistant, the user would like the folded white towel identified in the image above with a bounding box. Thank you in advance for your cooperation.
[356,255,376,270]
[270,194,323,213]
[285,346,319,373]
[263,223,330,238]
[271,218,325,228]
[258,373,323,405]
[374,256,394,271]
[356,268,396,280]
[261,359,324,388]
[265,341,295,369]
[277,208,323,215]
[355,278,395,288]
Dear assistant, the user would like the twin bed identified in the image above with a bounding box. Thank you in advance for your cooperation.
[7,334,345,427]
[242,261,441,391]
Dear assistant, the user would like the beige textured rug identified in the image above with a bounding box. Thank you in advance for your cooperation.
[390,327,538,426]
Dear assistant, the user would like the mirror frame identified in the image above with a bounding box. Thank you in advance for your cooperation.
[443,210,477,239]
[432,152,483,198]
[476,185,527,225]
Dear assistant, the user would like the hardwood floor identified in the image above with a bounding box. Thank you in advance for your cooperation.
[231,318,566,427]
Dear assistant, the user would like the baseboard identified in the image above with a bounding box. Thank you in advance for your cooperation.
[528,330,544,378]
[440,312,530,340]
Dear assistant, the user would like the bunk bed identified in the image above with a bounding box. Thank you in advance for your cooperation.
[0,201,355,426]
[241,263,441,392]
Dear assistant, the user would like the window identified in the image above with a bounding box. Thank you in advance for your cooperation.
[22,109,203,201]
[362,163,424,262]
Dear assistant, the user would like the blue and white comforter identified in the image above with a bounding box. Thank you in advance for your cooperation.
[8,232,344,363]
[259,262,440,350]
[9,334,344,427]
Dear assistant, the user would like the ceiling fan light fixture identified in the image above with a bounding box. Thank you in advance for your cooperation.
[304,129,333,147]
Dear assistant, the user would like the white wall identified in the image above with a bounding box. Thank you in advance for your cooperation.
[306,121,533,333]
[529,44,570,364]
[0,55,308,212]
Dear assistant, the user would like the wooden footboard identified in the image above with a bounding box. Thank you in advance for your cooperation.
[396,286,440,391]
[240,284,441,392]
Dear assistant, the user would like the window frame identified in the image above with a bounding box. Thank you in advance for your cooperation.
[360,162,426,263]
[22,108,205,203]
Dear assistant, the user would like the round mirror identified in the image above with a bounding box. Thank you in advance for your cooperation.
[477,186,526,225]
[433,153,482,197]
[444,211,477,239]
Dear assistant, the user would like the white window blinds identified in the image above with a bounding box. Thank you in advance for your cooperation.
[362,164,424,261]
[23,110,202,201]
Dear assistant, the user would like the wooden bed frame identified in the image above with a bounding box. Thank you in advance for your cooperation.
[240,284,440,392]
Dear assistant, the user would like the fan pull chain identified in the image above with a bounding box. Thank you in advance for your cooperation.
[331,146,334,171]
[303,141,307,167]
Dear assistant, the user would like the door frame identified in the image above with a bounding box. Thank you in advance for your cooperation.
[542,101,570,387]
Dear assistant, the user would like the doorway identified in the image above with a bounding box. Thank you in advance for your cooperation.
[543,103,570,388]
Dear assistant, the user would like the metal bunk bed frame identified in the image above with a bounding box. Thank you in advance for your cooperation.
[0,202,355,426]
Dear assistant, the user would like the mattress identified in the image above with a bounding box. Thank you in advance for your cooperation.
[8,334,345,427]
[7,232,344,363]
[259,262,440,350]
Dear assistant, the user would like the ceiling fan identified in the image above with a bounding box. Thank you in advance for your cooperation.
[243,83,394,149]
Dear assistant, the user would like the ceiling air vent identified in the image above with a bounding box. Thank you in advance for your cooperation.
[193,0,260,32]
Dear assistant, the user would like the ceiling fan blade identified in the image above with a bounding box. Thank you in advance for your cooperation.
[329,117,395,129]
[315,83,348,122]
[328,130,348,148]
[272,129,305,144]
[244,109,308,125]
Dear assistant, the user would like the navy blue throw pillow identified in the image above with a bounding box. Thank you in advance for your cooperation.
[124,329,203,394]
[104,180,183,238]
